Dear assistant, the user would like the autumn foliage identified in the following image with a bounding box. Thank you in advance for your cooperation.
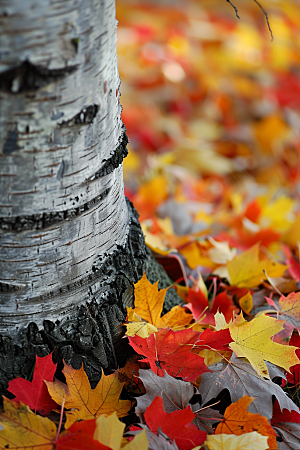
[1,271,300,449]
[2,0,300,448]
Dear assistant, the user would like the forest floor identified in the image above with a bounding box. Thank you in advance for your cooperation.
[1,1,300,449]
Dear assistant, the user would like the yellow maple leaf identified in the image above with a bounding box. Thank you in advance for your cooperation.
[94,412,124,449]
[94,413,148,450]
[46,362,131,429]
[229,313,300,378]
[0,397,56,450]
[283,212,300,246]
[214,311,230,331]
[259,194,295,233]
[204,432,269,450]
[227,244,287,289]
[197,348,232,366]
[125,319,158,338]
[121,430,148,450]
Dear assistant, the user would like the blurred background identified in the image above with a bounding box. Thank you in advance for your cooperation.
[116,0,300,270]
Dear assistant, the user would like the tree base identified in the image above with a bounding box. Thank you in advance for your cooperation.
[0,199,180,395]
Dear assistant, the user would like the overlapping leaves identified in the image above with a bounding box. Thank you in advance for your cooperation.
[3,0,300,448]
[2,272,300,449]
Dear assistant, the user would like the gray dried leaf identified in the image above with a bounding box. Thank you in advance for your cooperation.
[136,369,194,421]
[199,354,297,420]
[274,422,300,450]
[191,403,223,434]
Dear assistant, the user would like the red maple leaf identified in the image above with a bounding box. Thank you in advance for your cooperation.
[187,289,237,325]
[8,353,57,415]
[195,328,233,352]
[144,396,206,450]
[271,399,300,425]
[128,328,209,382]
[282,245,300,282]
[286,333,300,387]
[215,229,280,251]
[56,419,111,450]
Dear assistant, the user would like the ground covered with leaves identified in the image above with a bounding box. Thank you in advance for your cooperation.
[2,0,300,449]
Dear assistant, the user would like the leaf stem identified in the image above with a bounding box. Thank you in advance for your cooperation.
[55,397,65,441]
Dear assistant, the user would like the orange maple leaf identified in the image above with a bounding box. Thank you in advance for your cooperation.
[125,273,192,337]
[215,396,278,449]
[132,272,169,329]
[46,362,132,429]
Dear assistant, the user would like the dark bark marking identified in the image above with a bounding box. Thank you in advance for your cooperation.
[63,166,88,178]
[0,257,37,263]
[45,145,70,153]
[10,189,40,195]
[0,61,78,93]
[93,129,128,178]
[1,241,53,249]
[0,282,24,293]
[13,112,35,117]
[58,104,99,127]
[83,65,95,73]
[56,159,69,180]
[57,96,83,108]
[2,129,21,155]
[0,187,111,231]
[36,257,66,267]
[71,37,79,53]
[23,149,43,154]
[71,254,95,265]
[83,143,97,153]
[80,150,94,159]
[51,112,64,121]
[94,64,107,78]
[39,174,55,178]
[57,259,72,266]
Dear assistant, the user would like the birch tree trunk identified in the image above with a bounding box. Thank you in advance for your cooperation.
[0,0,178,394]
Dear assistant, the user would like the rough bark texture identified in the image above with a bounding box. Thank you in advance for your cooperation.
[0,0,180,394]
[0,198,178,393]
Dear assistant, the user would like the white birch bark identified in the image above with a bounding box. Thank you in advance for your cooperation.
[0,0,179,394]
[0,0,128,333]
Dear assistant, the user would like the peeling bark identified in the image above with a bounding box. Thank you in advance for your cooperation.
[0,0,180,394]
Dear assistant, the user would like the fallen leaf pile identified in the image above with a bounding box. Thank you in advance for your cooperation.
[3,0,300,448]
[115,0,300,445]
[2,272,300,449]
